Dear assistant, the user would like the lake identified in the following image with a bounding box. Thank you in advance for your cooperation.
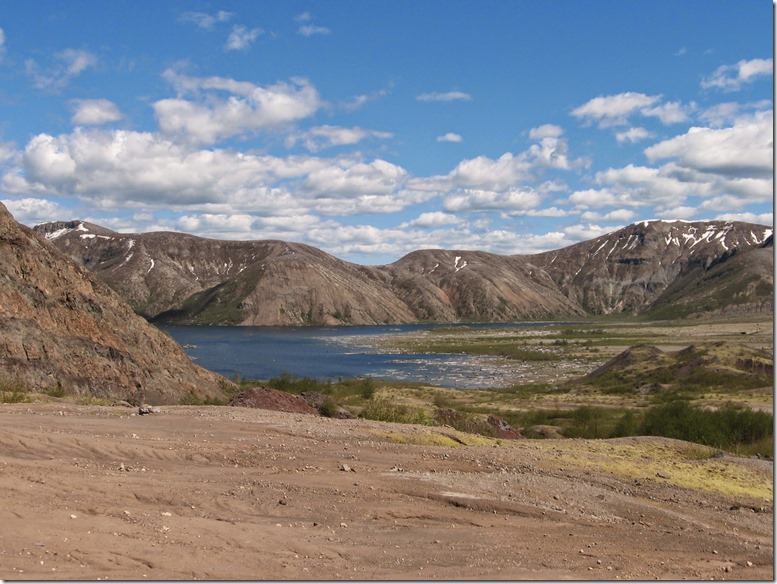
[163,323,549,389]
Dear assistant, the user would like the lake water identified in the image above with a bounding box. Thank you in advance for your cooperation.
[163,323,548,389]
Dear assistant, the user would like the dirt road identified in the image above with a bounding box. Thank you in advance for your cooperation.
[0,403,772,580]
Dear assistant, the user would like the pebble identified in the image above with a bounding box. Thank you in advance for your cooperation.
[70,514,77,519]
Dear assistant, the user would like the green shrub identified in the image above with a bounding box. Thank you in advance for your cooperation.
[639,400,773,450]
[359,377,376,400]
[360,397,430,425]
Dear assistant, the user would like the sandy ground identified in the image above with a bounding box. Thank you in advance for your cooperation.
[0,402,772,581]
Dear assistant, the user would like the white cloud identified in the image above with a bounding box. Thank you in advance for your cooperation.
[641,100,692,124]
[657,206,699,220]
[286,125,393,152]
[644,110,773,179]
[25,49,98,92]
[572,92,661,127]
[528,124,564,139]
[1,197,64,224]
[524,206,570,217]
[437,132,463,143]
[563,223,614,241]
[702,58,773,91]
[180,10,233,30]
[299,24,331,36]
[714,210,773,225]
[70,99,123,125]
[154,70,321,145]
[303,159,407,197]
[2,128,332,215]
[615,127,652,144]
[401,211,461,228]
[443,187,542,213]
[580,209,636,223]
[416,91,472,102]
[0,28,6,62]
[225,25,263,51]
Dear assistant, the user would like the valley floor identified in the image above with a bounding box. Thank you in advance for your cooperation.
[0,402,772,580]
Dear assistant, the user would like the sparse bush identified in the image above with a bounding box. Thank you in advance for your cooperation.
[360,397,430,425]
[359,377,376,400]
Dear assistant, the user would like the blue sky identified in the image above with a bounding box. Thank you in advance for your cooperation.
[0,0,773,264]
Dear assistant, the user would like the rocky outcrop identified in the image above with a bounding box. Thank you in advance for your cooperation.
[0,204,230,404]
[35,218,773,325]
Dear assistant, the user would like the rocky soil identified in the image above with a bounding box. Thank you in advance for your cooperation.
[0,403,772,580]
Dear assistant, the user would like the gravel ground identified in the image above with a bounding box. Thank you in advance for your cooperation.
[0,402,772,580]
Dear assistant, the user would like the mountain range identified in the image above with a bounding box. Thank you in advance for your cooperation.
[35,218,773,326]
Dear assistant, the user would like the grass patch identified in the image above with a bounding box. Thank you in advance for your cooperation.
[359,397,432,425]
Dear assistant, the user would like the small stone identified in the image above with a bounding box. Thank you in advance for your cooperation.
[161,512,172,517]
[746,561,753,567]
[278,499,287,505]
[340,522,347,528]
[656,471,671,479]
[70,514,77,519]
[340,464,353,472]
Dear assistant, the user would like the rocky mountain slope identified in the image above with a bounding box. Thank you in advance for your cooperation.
[35,219,773,326]
[0,204,229,404]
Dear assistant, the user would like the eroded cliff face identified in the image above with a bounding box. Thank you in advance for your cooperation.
[34,218,773,326]
[0,204,230,404]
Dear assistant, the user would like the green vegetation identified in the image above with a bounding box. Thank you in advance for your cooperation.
[360,397,431,425]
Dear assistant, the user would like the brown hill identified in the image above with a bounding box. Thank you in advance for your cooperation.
[530,220,773,316]
[583,342,773,394]
[0,204,229,404]
[35,219,773,325]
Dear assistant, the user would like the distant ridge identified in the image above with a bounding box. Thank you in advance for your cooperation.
[34,218,773,326]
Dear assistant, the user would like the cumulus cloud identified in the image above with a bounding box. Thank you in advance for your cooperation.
[417,91,472,102]
[572,92,661,127]
[1,197,64,224]
[401,211,462,228]
[154,70,321,145]
[580,208,636,223]
[443,187,542,213]
[644,110,773,179]
[437,132,463,143]
[286,125,393,152]
[70,99,123,125]
[303,159,407,197]
[615,127,652,144]
[702,58,773,91]
[528,124,564,139]
[179,10,233,30]
[563,223,614,241]
[225,25,263,50]
[26,49,98,92]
